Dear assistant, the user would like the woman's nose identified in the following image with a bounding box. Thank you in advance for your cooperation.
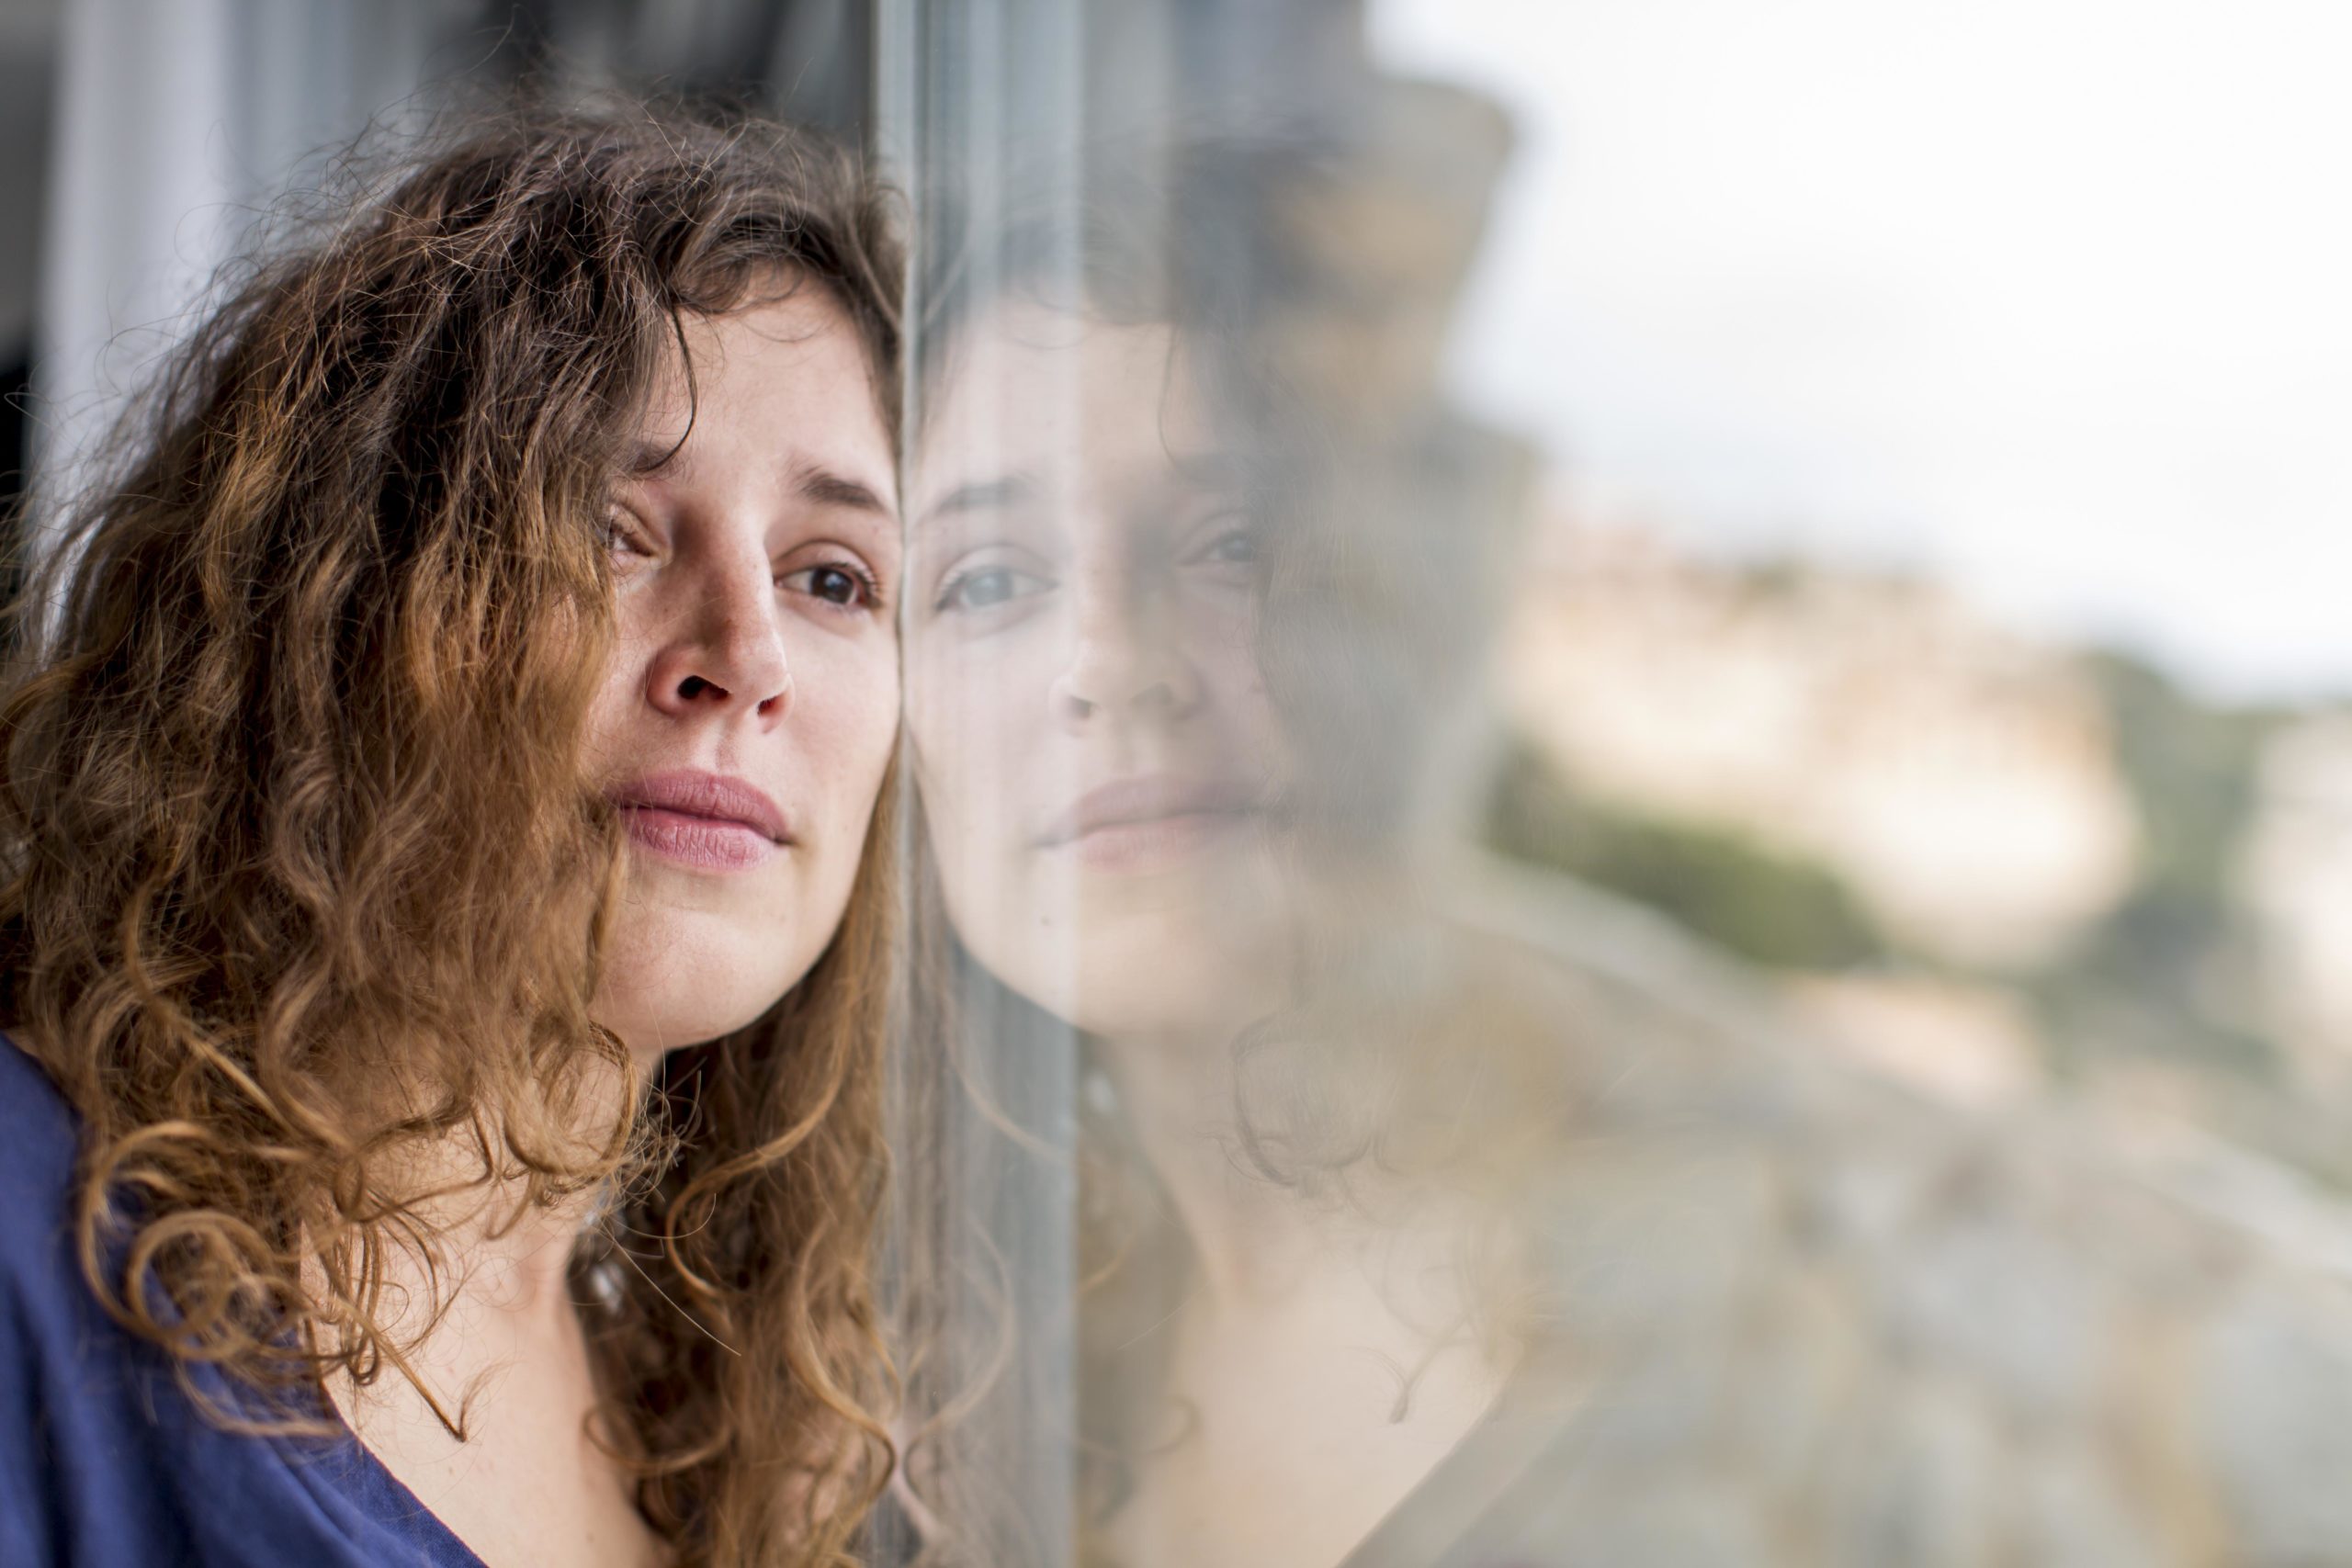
[1047,569,1204,732]
[643,549,794,727]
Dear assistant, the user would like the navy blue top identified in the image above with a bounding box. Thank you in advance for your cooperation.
[0,1039,485,1568]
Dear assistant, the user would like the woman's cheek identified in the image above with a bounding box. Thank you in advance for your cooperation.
[835,639,903,799]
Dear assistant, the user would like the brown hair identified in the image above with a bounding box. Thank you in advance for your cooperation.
[0,106,903,1566]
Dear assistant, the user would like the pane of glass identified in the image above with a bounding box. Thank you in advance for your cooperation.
[885,4,2352,1567]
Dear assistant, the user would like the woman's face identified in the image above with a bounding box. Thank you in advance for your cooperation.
[905,300,1292,1041]
[582,287,899,1056]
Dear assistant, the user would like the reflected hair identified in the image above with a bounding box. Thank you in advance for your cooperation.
[0,106,902,1568]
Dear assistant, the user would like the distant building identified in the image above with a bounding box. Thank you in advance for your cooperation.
[1499,521,2141,969]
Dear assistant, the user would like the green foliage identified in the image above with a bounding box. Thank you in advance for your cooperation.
[1481,740,1885,971]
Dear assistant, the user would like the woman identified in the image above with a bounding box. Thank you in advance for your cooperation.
[0,108,904,1568]
[894,146,1571,1568]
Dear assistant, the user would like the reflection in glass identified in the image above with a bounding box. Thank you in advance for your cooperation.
[880,6,2352,1568]
[887,107,1557,1563]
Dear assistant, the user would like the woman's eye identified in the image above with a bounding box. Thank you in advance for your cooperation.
[782,562,877,609]
[605,508,654,561]
[1206,528,1258,565]
[937,565,1051,614]
[1194,518,1261,568]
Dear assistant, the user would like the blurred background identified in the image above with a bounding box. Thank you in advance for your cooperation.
[13,2,2352,1563]
[1381,0,2352,1189]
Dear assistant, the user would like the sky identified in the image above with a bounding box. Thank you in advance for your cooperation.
[1367,0,2352,703]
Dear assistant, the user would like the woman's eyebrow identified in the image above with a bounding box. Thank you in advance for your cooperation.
[914,472,1035,530]
[795,463,896,520]
[1167,450,1253,491]
[626,436,694,478]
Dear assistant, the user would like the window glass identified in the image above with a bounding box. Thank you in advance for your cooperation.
[884,4,2352,1567]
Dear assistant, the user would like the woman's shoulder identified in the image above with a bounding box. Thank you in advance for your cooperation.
[0,1032,78,1141]
[0,1033,487,1566]
[0,1032,122,1564]
[0,1035,86,1286]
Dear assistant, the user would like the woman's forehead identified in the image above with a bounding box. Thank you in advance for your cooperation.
[630,292,897,506]
[911,305,1227,518]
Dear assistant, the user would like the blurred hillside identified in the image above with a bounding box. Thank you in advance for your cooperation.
[1483,519,2352,1186]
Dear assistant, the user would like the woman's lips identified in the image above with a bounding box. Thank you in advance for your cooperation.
[618,807,779,871]
[607,770,791,873]
[1038,775,1262,871]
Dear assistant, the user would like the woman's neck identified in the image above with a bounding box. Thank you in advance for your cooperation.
[315,1132,664,1568]
[1101,1026,1326,1305]
[315,1043,658,1403]
[1096,1026,1471,1333]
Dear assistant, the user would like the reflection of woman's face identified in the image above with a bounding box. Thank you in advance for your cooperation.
[583,288,900,1056]
[906,301,1291,1039]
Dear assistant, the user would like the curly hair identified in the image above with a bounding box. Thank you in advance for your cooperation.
[0,106,904,1567]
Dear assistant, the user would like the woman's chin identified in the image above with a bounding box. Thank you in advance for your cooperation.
[594,905,820,1058]
[1028,941,1285,1044]
[592,969,792,1061]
